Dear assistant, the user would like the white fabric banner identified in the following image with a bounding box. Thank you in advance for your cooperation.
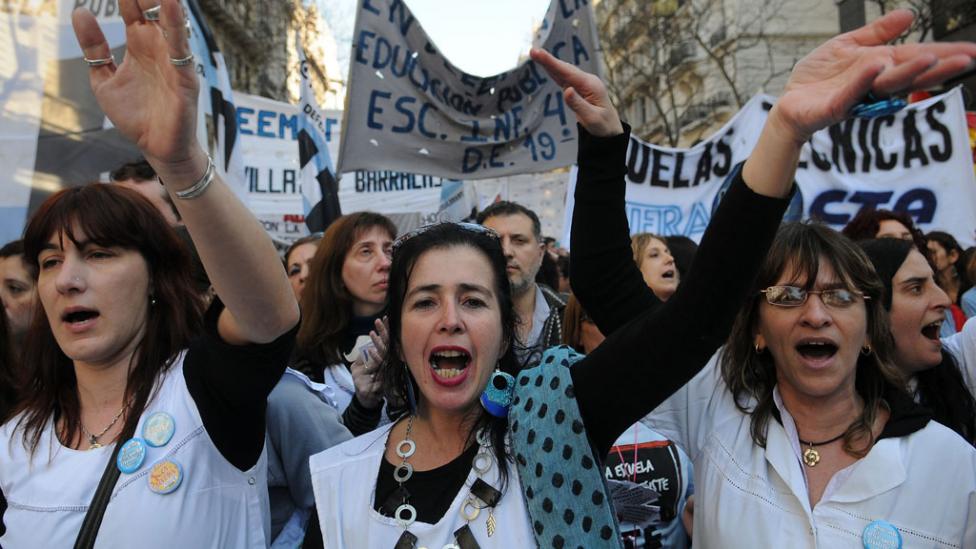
[563,88,976,248]
[337,0,600,179]
[235,92,464,244]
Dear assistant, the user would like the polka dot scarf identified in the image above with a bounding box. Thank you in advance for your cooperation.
[510,345,622,548]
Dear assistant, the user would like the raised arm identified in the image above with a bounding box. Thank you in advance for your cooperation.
[533,10,976,456]
[72,0,298,345]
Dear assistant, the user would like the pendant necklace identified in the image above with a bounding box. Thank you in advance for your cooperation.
[389,415,502,549]
[80,404,127,450]
[798,431,846,467]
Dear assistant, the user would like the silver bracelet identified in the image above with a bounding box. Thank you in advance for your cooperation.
[173,155,216,200]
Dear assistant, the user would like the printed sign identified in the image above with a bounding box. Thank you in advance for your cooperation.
[338,0,600,179]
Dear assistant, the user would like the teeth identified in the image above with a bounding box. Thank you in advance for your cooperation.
[436,368,462,378]
[433,350,466,358]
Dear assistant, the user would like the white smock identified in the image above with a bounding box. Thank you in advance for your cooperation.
[310,426,534,548]
[0,352,270,548]
[646,353,976,548]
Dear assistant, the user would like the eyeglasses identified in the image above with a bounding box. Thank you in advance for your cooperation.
[391,222,500,256]
[759,285,869,308]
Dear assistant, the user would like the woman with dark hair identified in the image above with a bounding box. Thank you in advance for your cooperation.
[568,10,976,545]
[926,230,971,334]
[0,2,299,546]
[307,11,976,547]
[859,238,976,443]
[841,208,926,248]
[294,211,398,435]
[284,232,323,302]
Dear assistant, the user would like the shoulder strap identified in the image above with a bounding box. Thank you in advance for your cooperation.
[73,421,137,549]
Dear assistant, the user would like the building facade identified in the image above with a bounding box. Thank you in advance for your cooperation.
[196,0,344,108]
[596,0,836,146]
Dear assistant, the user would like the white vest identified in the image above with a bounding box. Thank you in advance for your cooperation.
[310,426,534,548]
[0,353,270,548]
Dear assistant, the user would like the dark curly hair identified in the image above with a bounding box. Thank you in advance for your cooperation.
[381,223,520,489]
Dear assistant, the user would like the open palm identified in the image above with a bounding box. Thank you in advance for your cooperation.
[73,0,199,166]
[776,9,976,141]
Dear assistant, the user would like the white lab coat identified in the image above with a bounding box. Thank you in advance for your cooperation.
[646,353,976,548]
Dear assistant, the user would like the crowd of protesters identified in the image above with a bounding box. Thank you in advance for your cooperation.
[0,1,975,547]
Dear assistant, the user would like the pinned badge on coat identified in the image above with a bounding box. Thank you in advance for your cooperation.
[148,459,184,495]
[142,412,176,447]
[862,520,902,549]
[116,438,147,474]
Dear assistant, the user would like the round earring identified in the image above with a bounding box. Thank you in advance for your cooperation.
[861,345,872,356]
[150,295,157,306]
[480,368,516,418]
[754,343,764,354]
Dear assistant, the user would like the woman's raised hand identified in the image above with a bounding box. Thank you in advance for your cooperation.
[530,48,624,137]
[773,9,976,145]
[72,0,206,182]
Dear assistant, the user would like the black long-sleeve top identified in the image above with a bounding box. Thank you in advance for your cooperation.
[567,124,790,458]
[374,125,790,523]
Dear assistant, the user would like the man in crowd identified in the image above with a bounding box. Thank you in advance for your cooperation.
[111,159,182,227]
[477,202,565,366]
[0,240,36,357]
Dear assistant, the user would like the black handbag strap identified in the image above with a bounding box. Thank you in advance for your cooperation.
[73,422,137,549]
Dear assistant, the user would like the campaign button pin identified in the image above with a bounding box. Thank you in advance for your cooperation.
[116,438,147,474]
[862,520,902,549]
[142,412,176,447]
[148,459,183,495]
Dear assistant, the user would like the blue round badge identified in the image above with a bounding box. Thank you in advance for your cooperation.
[862,520,902,549]
[148,459,184,495]
[142,412,176,448]
[116,438,147,474]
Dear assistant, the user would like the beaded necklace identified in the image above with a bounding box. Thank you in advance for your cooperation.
[388,416,502,549]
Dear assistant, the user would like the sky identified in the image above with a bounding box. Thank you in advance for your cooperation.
[315,0,553,78]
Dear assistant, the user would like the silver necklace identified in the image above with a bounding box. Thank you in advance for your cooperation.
[79,405,127,450]
[391,416,502,548]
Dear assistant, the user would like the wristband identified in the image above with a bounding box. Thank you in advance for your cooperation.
[851,92,906,119]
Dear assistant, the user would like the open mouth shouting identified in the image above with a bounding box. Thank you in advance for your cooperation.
[429,346,472,387]
[661,269,676,281]
[795,338,839,369]
[61,306,100,333]
[920,320,942,341]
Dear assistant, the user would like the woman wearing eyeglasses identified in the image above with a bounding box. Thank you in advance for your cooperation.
[570,16,976,549]
[309,10,976,548]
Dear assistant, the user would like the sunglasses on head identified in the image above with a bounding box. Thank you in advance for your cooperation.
[759,285,869,308]
[391,222,500,256]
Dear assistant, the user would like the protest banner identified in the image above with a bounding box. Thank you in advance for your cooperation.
[338,0,601,180]
[562,88,976,249]
[0,0,245,244]
[234,92,466,244]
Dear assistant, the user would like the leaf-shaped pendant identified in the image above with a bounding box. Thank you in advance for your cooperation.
[486,510,496,537]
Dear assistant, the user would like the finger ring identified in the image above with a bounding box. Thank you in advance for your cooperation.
[84,55,114,67]
[169,54,194,67]
[143,6,161,21]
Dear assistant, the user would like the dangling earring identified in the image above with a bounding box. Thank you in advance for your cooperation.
[861,345,872,356]
[150,294,157,306]
[480,367,516,418]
